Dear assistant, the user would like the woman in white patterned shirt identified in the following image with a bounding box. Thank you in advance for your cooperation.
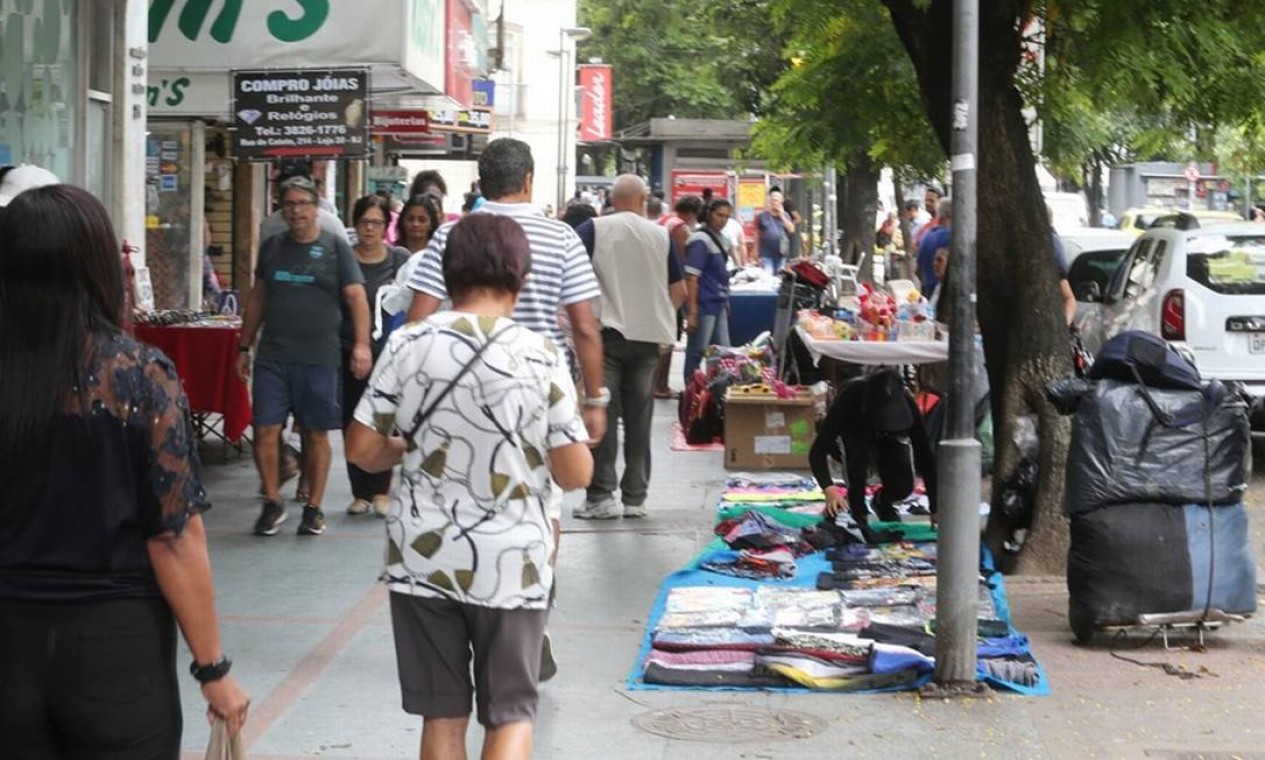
[347,214,592,760]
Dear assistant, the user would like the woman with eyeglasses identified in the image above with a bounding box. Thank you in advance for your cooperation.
[396,193,442,254]
[343,195,411,517]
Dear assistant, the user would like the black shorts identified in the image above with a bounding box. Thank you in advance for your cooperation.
[0,596,181,759]
[389,592,548,727]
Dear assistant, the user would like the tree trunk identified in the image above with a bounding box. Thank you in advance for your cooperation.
[885,0,1072,574]
[841,151,881,282]
[1087,155,1103,228]
[891,172,913,280]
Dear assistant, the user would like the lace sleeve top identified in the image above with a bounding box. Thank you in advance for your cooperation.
[0,332,211,601]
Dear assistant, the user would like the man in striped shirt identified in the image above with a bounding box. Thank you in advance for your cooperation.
[404,139,607,446]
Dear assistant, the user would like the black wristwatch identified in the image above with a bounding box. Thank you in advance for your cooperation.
[190,655,232,683]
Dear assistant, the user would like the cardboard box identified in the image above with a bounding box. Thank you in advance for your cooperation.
[724,388,817,470]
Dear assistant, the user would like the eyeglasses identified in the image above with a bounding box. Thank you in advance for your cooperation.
[356,218,387,228]
[281,199,315,209]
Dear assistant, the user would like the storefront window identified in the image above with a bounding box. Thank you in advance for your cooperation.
[0,0,78,180]
[146,123,198,310]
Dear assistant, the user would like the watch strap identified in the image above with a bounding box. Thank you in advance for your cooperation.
[190,655,232,683]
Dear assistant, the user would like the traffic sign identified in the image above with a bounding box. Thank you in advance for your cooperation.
[1184,162,1201,183]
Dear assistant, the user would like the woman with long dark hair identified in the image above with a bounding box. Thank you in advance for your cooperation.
[396,192,443,253]
[0,185,249,754]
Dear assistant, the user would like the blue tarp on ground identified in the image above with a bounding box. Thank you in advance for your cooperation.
[626,516,1048,696]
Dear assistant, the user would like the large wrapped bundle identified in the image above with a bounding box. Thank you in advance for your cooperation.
[1050,378,1249,515]
[1068,503,1257,639]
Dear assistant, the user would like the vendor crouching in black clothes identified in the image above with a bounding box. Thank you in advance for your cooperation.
[809,369,937,541]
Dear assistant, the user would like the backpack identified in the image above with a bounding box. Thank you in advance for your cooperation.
[1088,331,1201,391]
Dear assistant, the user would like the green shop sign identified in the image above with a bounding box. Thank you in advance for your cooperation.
[149,0,330,45]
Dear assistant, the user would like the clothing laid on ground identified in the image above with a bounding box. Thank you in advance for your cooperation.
[0,332,210,601]
[255,229,364,367]
[406,200,602,354]
[354,312,588,609]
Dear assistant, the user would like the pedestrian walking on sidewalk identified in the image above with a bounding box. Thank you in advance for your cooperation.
[347,214,593,760]
[573,174,687,520]
[238,175,372,537]
[342,195,410,518]
[0,185,250,752]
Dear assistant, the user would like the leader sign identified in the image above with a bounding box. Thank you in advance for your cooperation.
[232,69,371,160]
[578,64,612,142]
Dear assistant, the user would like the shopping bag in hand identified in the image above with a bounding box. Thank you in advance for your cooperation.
[205,717,245,760]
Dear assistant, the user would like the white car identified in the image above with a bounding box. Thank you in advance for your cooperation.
[1075,223,1265,402]
[1063,228,1136,329]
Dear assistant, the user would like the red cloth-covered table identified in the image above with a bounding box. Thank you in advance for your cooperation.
[134,324,252,443]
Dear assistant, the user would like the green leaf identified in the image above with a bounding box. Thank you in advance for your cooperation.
[411,531,443,559]
[478,316,498,335]
[427,570,455,592]
[549,384,565,407]
[386,538,403,565]
[491,471,510,496]
[521,557,540,589]
[523,444,544,469]
[421,444,447,478]
[451,317,475,336]
[455,569,475,592]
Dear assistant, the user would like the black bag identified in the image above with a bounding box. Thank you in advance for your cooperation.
[1058,379,1250,514]
[1088,330,1201,391]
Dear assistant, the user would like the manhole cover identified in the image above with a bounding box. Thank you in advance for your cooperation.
[631,706,828,743]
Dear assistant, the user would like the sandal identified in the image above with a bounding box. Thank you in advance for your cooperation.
[653,389,679,400]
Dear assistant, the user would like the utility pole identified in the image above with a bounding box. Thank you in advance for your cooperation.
[933,0,982,688]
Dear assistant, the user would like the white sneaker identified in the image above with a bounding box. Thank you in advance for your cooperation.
[574,497,620,520]
[372,495,392,518]
[623,504,647,519]
[347,498,371,516]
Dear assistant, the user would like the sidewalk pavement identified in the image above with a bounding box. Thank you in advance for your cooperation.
[185,399,1265,759]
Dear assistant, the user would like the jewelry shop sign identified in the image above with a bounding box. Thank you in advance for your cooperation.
[232,69,371,160]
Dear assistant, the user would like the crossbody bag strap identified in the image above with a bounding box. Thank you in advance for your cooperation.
[409,325,506,435]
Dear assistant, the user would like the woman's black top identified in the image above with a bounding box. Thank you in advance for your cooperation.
[0,333,210,601]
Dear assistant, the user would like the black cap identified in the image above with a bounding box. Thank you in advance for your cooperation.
[864,371,913,433]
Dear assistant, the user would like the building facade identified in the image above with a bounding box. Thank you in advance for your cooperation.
[0,0,149,259]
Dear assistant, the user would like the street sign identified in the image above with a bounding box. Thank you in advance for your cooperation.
[231,69,371,160]
[1185,162,1201,183]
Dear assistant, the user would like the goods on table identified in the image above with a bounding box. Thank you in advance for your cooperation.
[134,309,240,328]
[680,336,802,446]
[797,284,939,343]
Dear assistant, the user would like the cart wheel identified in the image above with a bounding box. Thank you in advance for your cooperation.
[1069,600,1095,645]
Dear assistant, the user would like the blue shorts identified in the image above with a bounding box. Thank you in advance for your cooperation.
[252,360,342,431]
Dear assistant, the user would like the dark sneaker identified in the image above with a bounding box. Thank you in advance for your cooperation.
[253,500,287,536]
[297,505,326,536]
[539,632,558,682]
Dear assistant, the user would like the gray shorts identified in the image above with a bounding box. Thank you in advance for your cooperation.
[389,592,548,727]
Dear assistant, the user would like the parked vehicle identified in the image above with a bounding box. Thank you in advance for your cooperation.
[1075,223,1265,411]
[1063,228,1136,331]
[1116,206,1243,237]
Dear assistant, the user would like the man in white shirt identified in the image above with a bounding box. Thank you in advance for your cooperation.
[572,175,686,519]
